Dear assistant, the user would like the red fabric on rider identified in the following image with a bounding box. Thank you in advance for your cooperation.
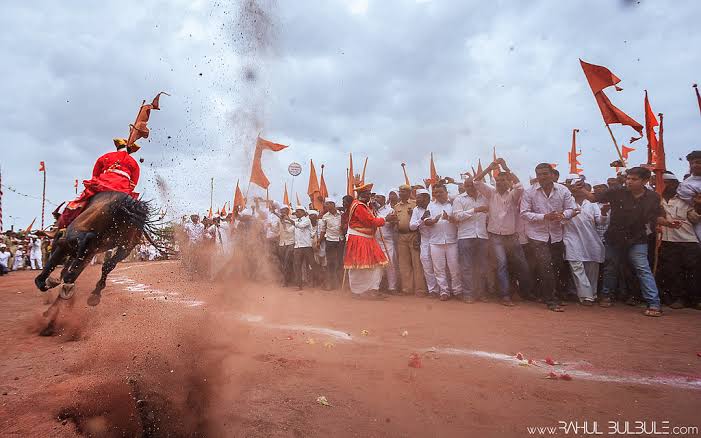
[343,200,388,269]
[58,150,140,229]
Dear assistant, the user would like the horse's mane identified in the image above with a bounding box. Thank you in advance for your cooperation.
[97,192,170,255]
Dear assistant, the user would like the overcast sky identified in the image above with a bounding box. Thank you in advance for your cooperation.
[1,0,700,229]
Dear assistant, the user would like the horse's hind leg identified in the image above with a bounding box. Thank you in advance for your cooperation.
[87,246,132,306]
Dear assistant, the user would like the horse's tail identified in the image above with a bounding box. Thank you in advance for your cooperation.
[113,195,171,255]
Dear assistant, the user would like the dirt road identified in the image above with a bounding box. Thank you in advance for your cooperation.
[1,261,700,437]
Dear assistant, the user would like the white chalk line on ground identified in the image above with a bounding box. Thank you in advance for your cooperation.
[237,313,701,391]
[109,271,205,308]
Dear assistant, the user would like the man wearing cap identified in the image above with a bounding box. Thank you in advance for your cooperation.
[56,138,142,230]
[409,189,438,296]
[319,198,343,290]
[292,206,314,290]
[422,183,462,301]
[395,184,426,296]
[658,171,701,309]
[344,182,388,299]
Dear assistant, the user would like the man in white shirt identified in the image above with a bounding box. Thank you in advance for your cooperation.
[309,210,325,286]
[292,206,314,290]
[422,184,462,300]
[184,215,205,243]
[29,235,43,270]
[319,199,343,290]
[472,159,530,305]
[562,180,605,305]
[520,163,577,312]
[374,194,398,293]
[452,177,489,303]
[276,205,296,287]
[659,172,701,309]
[0,244,11,275]
[409,189,438,296]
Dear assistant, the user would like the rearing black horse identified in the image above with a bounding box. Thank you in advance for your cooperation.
[35,191,161,306]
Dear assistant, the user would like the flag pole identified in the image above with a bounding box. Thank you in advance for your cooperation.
[41,167,46,229]
[210,177,214,216]
[605,124,626,165]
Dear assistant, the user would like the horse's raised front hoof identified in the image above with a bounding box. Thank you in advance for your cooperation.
[59,283,76,300]
[34,276,49,292]
[87,294,101,307]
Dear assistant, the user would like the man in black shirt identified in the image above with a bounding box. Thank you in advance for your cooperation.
[585,167,680,316]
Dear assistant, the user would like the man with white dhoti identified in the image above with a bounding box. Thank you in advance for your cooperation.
[562,178,605,305]
[29,234,43,270]
[344,182,388,299]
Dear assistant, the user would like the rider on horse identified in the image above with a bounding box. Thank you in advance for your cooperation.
[55,138,141,231]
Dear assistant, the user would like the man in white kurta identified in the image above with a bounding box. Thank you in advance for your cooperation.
[374,194,398,292]
[423,184,462,300]
[562,183,605,304]
[29,235,43,270]
[409,189,438,296]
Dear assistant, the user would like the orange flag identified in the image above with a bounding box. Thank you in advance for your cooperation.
[346,153,355,196]
[427,153,439,185]
[568,129,583,175]
[220,203,227,216]
[295,192,302,207]
[644,90,659,166]
[621,145,635,160]
[307,159,324,212]
[580,59,643,142]
[655,113,666,195]
[360,157,369,184]
[283,182,290,206]
[476,159,485,182]
[250,136,288,189]
[233,179,245,212]
[319,164,329,199]
[208,207,213,219]
[24,217,36,234]
[127,92,169,147]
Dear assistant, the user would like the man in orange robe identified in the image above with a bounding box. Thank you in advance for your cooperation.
[344,182,388,298]
[56,138,141,229]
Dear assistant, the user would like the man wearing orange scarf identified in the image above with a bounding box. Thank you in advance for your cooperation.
[344,182,388,299]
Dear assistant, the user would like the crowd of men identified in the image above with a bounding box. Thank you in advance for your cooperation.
[0,232,47,276]
[179,150,700,317]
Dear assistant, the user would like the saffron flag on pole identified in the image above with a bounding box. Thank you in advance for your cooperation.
[568,129,583,175]
[233,179,245,212]
[476,159,485,182]
[492,147,500,179]
[296,192,302,207]
[127,92,169,147]
[621,145,635,160]
[655,113,666,195]
[24,217,36,234]
[644,90,659,166]
[307,159,324,212]
[579,59,643,142]
[250,136,288,189]
[360,157,369,185]
[283,182,290,206]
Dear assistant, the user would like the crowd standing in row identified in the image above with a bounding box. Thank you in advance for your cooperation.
[179,151,701,317]
[0,232,47,276]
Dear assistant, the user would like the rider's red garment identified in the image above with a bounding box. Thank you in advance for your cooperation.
[58,150,140,228]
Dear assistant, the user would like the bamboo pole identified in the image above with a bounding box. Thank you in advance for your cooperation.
[605,124,625,165]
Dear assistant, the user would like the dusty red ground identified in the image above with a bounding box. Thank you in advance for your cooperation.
[1,261,700,437]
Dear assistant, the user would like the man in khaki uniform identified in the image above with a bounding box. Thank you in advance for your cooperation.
[393,184,427,295]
